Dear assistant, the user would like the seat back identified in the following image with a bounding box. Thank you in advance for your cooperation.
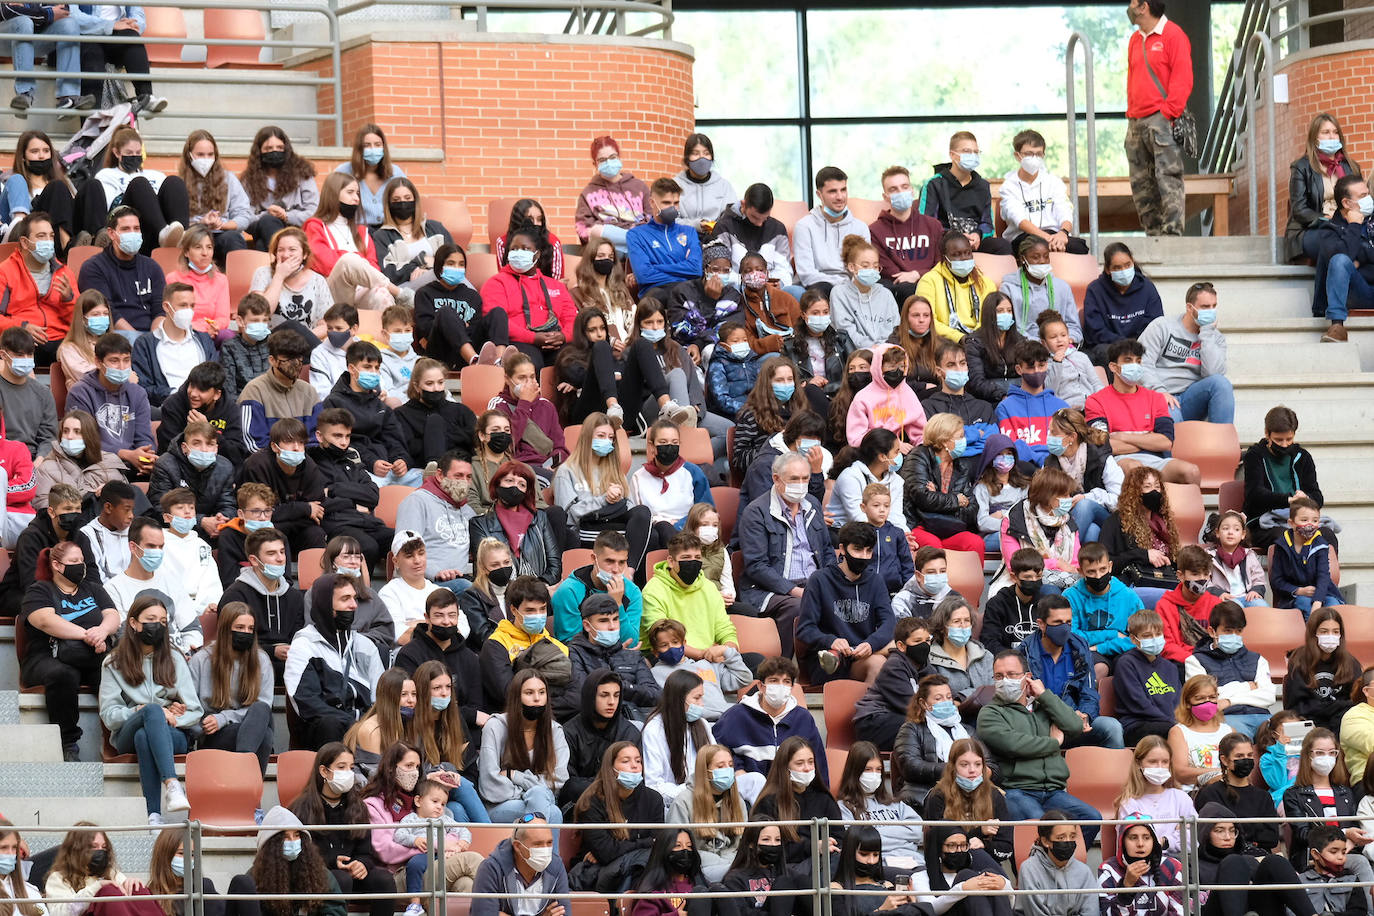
[710,487,740,545]
[1047,252,1101,312]
[1172,421,1241,492]
[486,198,521,249]
[227,249,270,307]
[1097,675,1116,717]
[644,549,669,578]
[1217,479,1244,515]
[204,9,267,67]
[769,200,810,238]
[1165,482,1205,544]
[426,198,474,248]
[679,427,714,466]
[846,198,884,227]
[143,7,187,63]
[49,366,68,414]
[561,548,594,572]
[973,253,1016,285]
[1332,605,1374,661]
[1243,606,1305,681]
[274,749,317,808]
[465,252,501,293]
[826,746,848,796]
[459,364,505,416]
[1063,746,1134,818]
[296,547,325,590]
[152,246,180,277]
[376,485,414,528]
[728,614,781,659]
[186,749,265,828]
[66,245,101,279]
[822,679,868,749]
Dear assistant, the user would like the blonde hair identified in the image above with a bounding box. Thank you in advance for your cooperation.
[1114,735,1177,809]
[566,413,628,495]
[1175,674,1219,726]
[471,537,512,594]
[921,412,965,449]
[687,744,746,840]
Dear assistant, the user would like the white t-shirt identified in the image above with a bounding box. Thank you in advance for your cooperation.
[377,576,441,640]
[156,330,203,393]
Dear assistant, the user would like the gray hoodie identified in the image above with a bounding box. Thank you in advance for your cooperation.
[829,276,900,350]
[188,644,275,732]
[394,486,475,578]
[99,650,203,732]
[672,169,738,225]
[477,711,569,805]
[793,206,871,287]
[1017,843,1097,916]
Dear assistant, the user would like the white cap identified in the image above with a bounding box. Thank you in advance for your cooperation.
[391,529,424,554]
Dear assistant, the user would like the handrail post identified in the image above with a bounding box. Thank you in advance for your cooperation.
[1065,31,1099,255]
[188,820,204,916]
[810,819,824,916]
[1235,31,1278,262]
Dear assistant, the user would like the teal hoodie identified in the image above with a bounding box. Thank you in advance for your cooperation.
[1065,576,1144,657]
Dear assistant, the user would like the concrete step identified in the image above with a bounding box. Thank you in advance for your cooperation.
[0,796,154,868]
[1228,340,1363,375]
[0,725,62,762]
[1097,235,1280,266]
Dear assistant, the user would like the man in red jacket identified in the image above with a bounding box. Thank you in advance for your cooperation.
[0,211,75,366]
[1124,0,1193,236]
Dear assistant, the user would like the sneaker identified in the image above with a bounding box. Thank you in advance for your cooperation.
[1321,322,1348,343]
[71,230,93,249]
[662,400,692,426]
[147,813,164,827]
[9,92,32,118]
[163,779,190,814]
[606,403,624,428]
[395,287,415,308]
[55,95,95,116]
[158,220,184,249]
[135,93,168,115]
[404,905,426,916]
[501,345,520,366]
[476,341,501,365]
[818,650,839,675]
[62,743,80,762]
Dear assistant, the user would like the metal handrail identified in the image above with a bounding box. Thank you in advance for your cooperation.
[1232,31,1278,262]
[328,0,674,39]
[1064,30,1099,254]
[1199,0,1268,173]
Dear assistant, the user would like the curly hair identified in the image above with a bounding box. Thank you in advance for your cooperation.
[250,832,332,916]
[743,356,811,437]
[1117,465,1179,557]
[240,126,316,209]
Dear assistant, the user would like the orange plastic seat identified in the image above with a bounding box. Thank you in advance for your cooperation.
[945,549,985,610]
[710,486,739,544]
[644,549,669,578]
[1048,252,1101,311]
[826,746,848,796]
[204,9,266,68]
[465,252,500,292]
[377,485,415,528]
[561,253,581,281]
[1098,675,1116,717]
[427,198,473,249]
[296,547,325,590]
[1064,746,1134,818]
[66,245,100,279]
[561,548,594,572]
[459,364,505,416]
[186,749,263,828]
[1165,482,1205,544]
[486,198,521,249]
[49,367,68,414]
[1013,823,1087,863]
[846,198,884,226]
[728,614,780,659]
[1243,606,1305,681]
[679,426,713,466]
[769,200,809,238]
[143,7,186,64]
[355,310,383,338]
[1218,479,1244,515]
[973,253,1017,286]
[151,246,180,277]
[227,249,269,308]
[822,679,868,750]
[274,749,317,808]
[1172,421,1241,493]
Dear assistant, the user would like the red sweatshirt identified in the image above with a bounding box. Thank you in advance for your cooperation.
[0,249,74,341]
[479,265,577,345]
[1126,18,1193,120]
[303,217,379,277]
[1154,586,1222,664]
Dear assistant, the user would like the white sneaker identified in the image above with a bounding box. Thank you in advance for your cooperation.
[404,905,426,916]
[158,221,184,249]
[147,813,164,827]
[396,287,415,308]
[163,779,190,814]
[606,403,624,428]
[662,400,696,427]
[818,650,840,675]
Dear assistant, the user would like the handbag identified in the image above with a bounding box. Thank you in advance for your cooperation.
[1119,562,1179,590]
[1140,33,1198,158]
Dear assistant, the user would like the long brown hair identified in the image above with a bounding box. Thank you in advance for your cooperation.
[180,129,227,215]
[241,125,316,209]
[146,827,184,916]
[108,595,178,688]
[1306,113,1362,177]
[344,668,414,753]
[1049,407,1108,449]
[1295,727,1350,787]
[829,348,873,442]
[836,740,895,814]
[208,601,263,710]
[0,819,39,916]
[102,125,142,169]
[687,743,745,841]
[58,409,102,467]
[349,123,396,181]
[573,740,639,839]
[1117,465,1179,556]
[290,742,370,840]
[11,130,71,191]
[313,172,367,252]
[1291,607,1362,690]
[500,670,558,782]
[755,736,828,841]
[381,176,427,233]
[61,290,109,356]
[572,238,632,315]
[895,295,938,380]
[361,740,423,814]
[933,738,997,823]
[566,412,628,495]
[411,660,469,768]
[650,670,711,785]
[52,823,115,888]
[626,298,684,372]
[744,356,811,437]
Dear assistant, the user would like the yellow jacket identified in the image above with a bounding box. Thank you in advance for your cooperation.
[916,261,998,342]
[487,619,568,661]
[1342,702,1374,783]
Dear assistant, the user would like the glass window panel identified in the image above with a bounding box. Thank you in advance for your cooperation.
[693,125,805,202]
[675,10,800,119]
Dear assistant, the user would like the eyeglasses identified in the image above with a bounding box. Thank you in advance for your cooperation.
[943,844,970,853]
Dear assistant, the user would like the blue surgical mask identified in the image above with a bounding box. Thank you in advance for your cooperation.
[170,855,184,878]
[261,562,287,580]
[948,259,975,278]
[930,700,959,721]
[597,157,622,179]
[923,572,948,594]
[947,626,972,647]
[244,519,273,533]
[593,628,620,648]
[640,327,666,343]
[591,437,615,457]
[170,515,196,536]
[188,449,218,470]
[995,312,1014,332]
[104,367,130,385]
[508,249,536,273]
[520,613,547,635]
[890,453,903,472]
[1119,362,1145,384]
[772,383,795,402]
[357,370,381,390]
[616,769,643,790]
[958,153,981,172]
[441,266,466,286]
[362,147,384,165]
[1139,635,1165,657]
[1360,195,1374,218]
[710,768,735,791]
[31,239,53,262]
[60,437,85,457]
[86,315,110,336]
[992,454,1015,473]
[137,547,163,572]
[1110,267,1136,287]
[1218,633,1244,654]
[729,341,753,359]
[1056,496,1074,517]
[281,839,302,861]
[955,773,983,792]
[431,695,451,711]
[944,369,969,390]
[9,357,33,377]
[1195,308,1217,326]
[949,437,967,459]
[0,854,16,876]
[389,333,413,353]
[245,322,270,341]
[277,448,305,467]
[888,190,914,212]
[822,205,848,219]
[335,565,361,578]
[798,438,821,455]
[1047,435,1066,456]
[806,314,831,333]
[685,703,705,722]
[1319,138,1344,155]
[118,232,143,255]
[855,268,881,287]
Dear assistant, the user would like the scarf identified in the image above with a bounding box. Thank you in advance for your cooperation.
[927,715,969,762]
[421,473,467,509]
[641,456,685,494]
[1317,152,1349,178]
[1215,545,1248,570]
[1148,511,1173,555]
[1027,509,1075,570]
[494,504,533,553]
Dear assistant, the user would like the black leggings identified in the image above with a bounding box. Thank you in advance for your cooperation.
[485,307,552,370]
[76,175,189,255]
[197,701,273,774]
[1202,854,1317,916]
[21,654,100,747]
[330,866,397,916]
[576,505,651,571]
[248,214,287,251]
[212,228,248,263]
[80,29,151,98]
[566,339,670,427]
[426,307,481,369]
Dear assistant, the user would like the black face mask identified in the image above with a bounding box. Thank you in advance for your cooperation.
[520,703,546,721]
[655,444,680,466]
[260,150,287,169]
[940,850,972,872]
[27,157,51,176]
[488,565,514,588]
[848,371,872,392]
[853,859,883,879]
[119,154,142,174]
[757,845,784,868]
[430,623,458,643]
[1084,573,1113,593]
[1017,578,1043,600]
[60,561,86,584]
[1049,841,1077,862]
[421,389,447,407]
[676,559,702,585]
[320,443,349,459]
[88,850,110,875]
[390,201,416,221]
[57,511,84,533]
[496,485,526,508]
[667,849,699,876]
[592,258,615,276]
[1230,757,1255,779]
[1140,490,1164,514]
[230,631,256,652]
[1268,441,1298,458]
[844,551,872,575]
[137,622,166,646]
[334,611,355,632]
[904,641,931,669]
[487,431,513,454]
[882,369,906,387]
[338,201,358,220]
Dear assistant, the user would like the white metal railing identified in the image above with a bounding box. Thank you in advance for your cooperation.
[1064,30,1099,255]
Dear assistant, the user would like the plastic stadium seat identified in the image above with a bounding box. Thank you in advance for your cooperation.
[1064,746,1133,818]
[729,614,780,659]
[945,550,985,610]
[730,549,744,593]
[1097,675,1115,717]
[204,9,266,68]
[973,253,1016,285]
[710,487,739,544]
[1335,606,1374,660]
[459,364,504,415]
[826,747,848,796]
[227,249,269,307]
[426,198,473,248]
[1048,252,1100,311]
[562,254,581,280]
[142,7,186,64]
[296,547,325,590]
[769,200,810,238]
[66,245,100,278]
[561,548,594,572]
[1243,606,1305,681]
[186,749,263,828]
[376,485,414,528]
[49,367,68,414]
[356,310,382,338]
[564,426,631,473]
[1218,479,1244,515]
[679,427,713,466]
[274,749,316,808]
[644,549,669,578]
[823,680,868,750]
[465,252,500,291]
[151,246,179,277]
[568,899,608,916]
[1172,422,1241,493]
[1165,482,1205,544]
[486,198,520,248]
[467,826,507,856]
[540,366,555,401]
[847,198,884,226]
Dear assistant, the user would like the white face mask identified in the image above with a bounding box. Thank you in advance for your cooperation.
[697,525,719,545]
[1317,633,1342,653]
[1019,155,1045,176]
[522,844,553,872]
[1142,766,1171,786]
[782,482,808,504]
[1311,754,1339,776]
[327,768,356,794]
[172,308,195,331]
[858,772,883,795]
[763,683,791,708]
[190,157,215,177]
[789,768,815,788]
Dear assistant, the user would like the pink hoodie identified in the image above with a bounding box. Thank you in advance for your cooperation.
[845,343,928,447]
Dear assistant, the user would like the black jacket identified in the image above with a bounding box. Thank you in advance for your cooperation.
[456,584,501,650]
[369,220,453,285]
[321,375,409,468]
[468,509,562,585]
[920,163,995,238]
[892,719,947,808]
[156,383,247,466]
[922,787,1014,870]
[899,444,977,528]
[236,448,327,530]
[1194,781,1280,851]
[1286,152,1362,260]
[751,785,844,864]
[963,332,1019,404]
[305,443,392,544]
[573,783,664,874]
[784,326,854,398]
[147,434,236,522]
[393,396,476,468]
[560,669,644,806]
[394,621,484,732]
[558,631,661,722]
[1284,782,1358,869]
[1242,438,1324,519]
[0,510,96,616]
[917,389,996,426]
[1282,654,1357,733]
[1099,510,1153,577]
[413,278,481,347]
[854,650,931,728]
[980,583,1038,656]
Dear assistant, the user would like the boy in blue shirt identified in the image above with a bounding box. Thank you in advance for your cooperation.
[862,482,913,595]
[1065,542,1143,681]
[626,177,702,302]
[1113,608,1181,748]
[706,321,762,418]
[1271,496,1342,618]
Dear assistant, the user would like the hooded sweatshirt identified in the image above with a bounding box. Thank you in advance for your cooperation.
[220,566,305,659]
[1097,820,1185,916]
[998,168,1076,241]
[847,344,928,447]
[713,689,829,784]
[796,560,895,666]
[869,207,943,280]
[479,265,577,345]
[76,247,164,331]
[560,631,661,721]
[491,387,568,467]
[393,477,475,579]
[916,261,998,342]
[1017,843,1097,916]
[640,560,737,650]
[1000,270,1083,344]
[561,669,644,800]
[712,203,794,285]
[1065,577,1142,658]
[996,383,1070,464]
[830,276,900,350]
[392,621,483,713]
[283,575,386,717]
[1137,314,1228,397]
[672,168,737,225]
[550,562,643,646]
[1112,646,1181,730]
[65,368,153,455]
[470,838,570,916]
[1082,270,1164,347]
[574,172,652,241]
[919,163,996,239]
[792,206,870,287]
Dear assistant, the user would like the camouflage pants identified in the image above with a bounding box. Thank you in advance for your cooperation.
[1125,112,1185,236]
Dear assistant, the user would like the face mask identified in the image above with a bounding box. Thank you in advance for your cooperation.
[118,232,142,255]
[848,371,872,391]
[593,628,620,648]
[882,369,906,388]
[1142,766,1171,786]
[676,559,702,585]
[0,854,13,876]
[29,239,53,263]
[1311,754,1339,776]
[338,202,358,221]
[388,332,413,354]
[710,767,735,791]
[429,694,452,712]
[327,768,355,794]
[277,448,305,467]
[890,453,904,473]
[923,572,948,594]
[736,271,767,293]
[855,268,881,287]
[244,321,270,341]
[168,514,196,536]
[260,562,286,580]
[1319,138,1344,155]
[519,613,546,635]
[187,449,218,470]
[105,366,131,385]
[1055,497,1074,518]
[508,249,536,273]
[1139,490,1163,514]
[858,771,883,795]
[1026,262,1052,281]
[1184,578,1209,596]
[496,485,526,507]
[947,626,972,647]
[656,645,685,668]
[89,849,110,874]
[1195,308,1217,326]
[950,437,968,459]
[1360,196,1374,218]
[1111,267,1136,287]
[995,312,1015,332]
[685,703,706,722]
[616,769,643,790]
[888,190,914,212]
[362,147,385,166]
[280,839,302,861]
[697,525,719,545]
[1297,524,1320,540]
[357,370,381,391]
[243,519,272,533]
[589,436,616,458]
[1049,840,1076,862]
[941,849,974,874]
[783,482,808,504]
[1318,633,1342,653]
[729,341,752,359]
[640,326,666,343]
[333,611,355,633]
[1230,758,1255,779]
[789,768,814,788]
[119,154,143,174]
[420,389,447,409]
[958,153,981,172]
[992,454,1015,474]
[1191,701,1219,722]
[86,315,111,336]
[1044,622,1071,647]
[853,859,884,880]
[1139,635,1165,656]
[60,437,85,457]
[230,630,255,652]
[667,848,699,877]
[1021,370,1047,389]
[1115,361,1145,385]
[772,382,796,402]
[763,683,791,708]
[487,431,513,454]
[597,157,622,179]
[821,205,848,219]
[929,699,958,722]
[260,151,287,169]
[519,702,548,723]
[995,678,1024,702]
[59,558,86,582]
[189,260,213,275]
[1019,156,1045,176]
[137,547,164,573]
[190,157,215,177]
[945,369,969,390]
[843,551,873,576]
[26,157,51,176]
[429,623,458,643]
[1085,573,1113,593]
[953,772,983,795]
[758,845,783,867]
[657,206,681,224]
[687,156,712,178]
[169,855,184,878]
[947,258,975,278]
[488,565,514,588]
[592,257,615,276]
[334,564,360,578]
[440,266,467,287]
[138,621,166,645]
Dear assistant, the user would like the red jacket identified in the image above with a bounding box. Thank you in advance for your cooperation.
[1155,586,1222,664]
[0,249,74,341]
[303,217,379,277]
[0,416,35,511]
[479,265,577,345]
[1126,19,1193,120]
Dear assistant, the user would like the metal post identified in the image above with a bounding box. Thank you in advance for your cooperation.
[1237,32,1277,262]
[796,8,813,206]
[188,821,204,916]
[1065,31,1099,254]
[810,819,824,916]
[434,819,448,916]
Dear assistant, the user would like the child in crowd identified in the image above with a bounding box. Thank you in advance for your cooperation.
[1115,609,1182,747]
[376,304,418,406]
[311,302,359,400]
[1271,496,1342,617]
[1242,405,1327,550]
[159,488,223,619]
[891,546,954,619]
[393,778,483,913]
[1098,819,1185,916]
[1066,542,1142,678]
[862,483,913,595]
[705,321,762,419]
[219,293,273,402]
[645,619,750,722]
[846,343,927,450]
[1037,309,1101,410]
[1298,824,1366,916]
[1154,546,1224,665]
[1114,736,1196,853]
[995,339,1069,465]
[980,548,1044,655]
[1257,710,1304,807]
[1204,510,1267,608]
[1184,601,1276,740]
[972,433,1029,555]
[1017,810,1097,916]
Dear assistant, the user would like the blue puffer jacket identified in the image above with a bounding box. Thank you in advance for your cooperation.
[706,349,762,417]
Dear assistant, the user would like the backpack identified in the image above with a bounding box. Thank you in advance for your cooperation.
[513,638,572,689]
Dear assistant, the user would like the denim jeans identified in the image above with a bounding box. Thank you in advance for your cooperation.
[1071,498,1111,545]
[1003,788,1101,846]
[1223,712,1270,740]
[113,704,189,815]
[485,784,562,826]
[0,15,80,97]
[599,225,629,253]
[1325,253,1374,322]
[369,467,424,488]
[1295,595,1314,620]
[1170,375,1235,424]
[1061,715,1125,750]
[445,775,490,823]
